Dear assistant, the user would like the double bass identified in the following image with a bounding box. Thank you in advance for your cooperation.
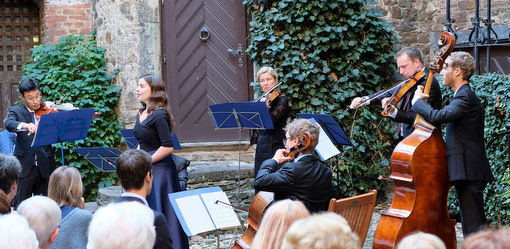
[372,32,457,249]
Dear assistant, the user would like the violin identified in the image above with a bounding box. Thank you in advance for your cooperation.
[287,132,311,159]
[35,101,75,119]
[232,191,274,249]
[381,71,426,116]
[35,99,99,119]
[254,81,283,108]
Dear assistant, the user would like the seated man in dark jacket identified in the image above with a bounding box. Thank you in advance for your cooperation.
[253,118,337,213]
[115,149,173,249]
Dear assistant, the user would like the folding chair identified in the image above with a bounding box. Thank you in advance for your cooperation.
[327,189,377,246]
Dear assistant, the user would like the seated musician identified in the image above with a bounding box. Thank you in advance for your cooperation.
[253,118,338,213]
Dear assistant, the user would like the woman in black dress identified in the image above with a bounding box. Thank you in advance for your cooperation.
[134,74,188,248]
[253,67,290,175]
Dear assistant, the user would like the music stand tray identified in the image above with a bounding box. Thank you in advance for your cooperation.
[32,109,96,165]
[208,102,273,130]
[74,147,122,172]
[120,129,183,150]
[297,113,353,146]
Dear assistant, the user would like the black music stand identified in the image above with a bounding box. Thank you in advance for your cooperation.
[120,129,182,150]
[31,109,96,166]
[208,102,273,202]
[73,147,122,172]
[297,113,353,146]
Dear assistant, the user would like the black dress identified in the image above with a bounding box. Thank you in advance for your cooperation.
[134,109,189,249]
[254,94,290,175]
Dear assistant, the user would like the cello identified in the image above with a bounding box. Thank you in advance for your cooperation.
[372,32,457,249]
[232,191,274,249]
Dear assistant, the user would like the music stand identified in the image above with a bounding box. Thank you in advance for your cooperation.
[32,109,96,166]
[73,147,121,172]
[297,113,353,146]
[120,129,183,150]
[208,102,273,203]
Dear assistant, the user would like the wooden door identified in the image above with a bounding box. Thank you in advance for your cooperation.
[161,0,252,142]
[0,0,41,130]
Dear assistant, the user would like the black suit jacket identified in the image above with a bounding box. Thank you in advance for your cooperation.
[253,155,337,213]
[369,69,442,138]
[117,195,173,249]
[412,84,494,182]
[4,104,56,178]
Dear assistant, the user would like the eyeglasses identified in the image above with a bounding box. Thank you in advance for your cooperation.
[283,137,293,144]
[24,94,42,102]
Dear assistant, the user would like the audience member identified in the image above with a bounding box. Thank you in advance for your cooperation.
[251,199,310,249]
[0,212,39,249]
[0,153,22,204]
[87,201,156,249]
[0,190,11,214]
[397,231,446,249]
[115,149,173,249]
[281,212,360,249]
[461,227,510,249]
[48,166,93,249]
[17,195,61,249]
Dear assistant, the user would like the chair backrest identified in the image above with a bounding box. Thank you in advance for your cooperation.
[327,189,377,246]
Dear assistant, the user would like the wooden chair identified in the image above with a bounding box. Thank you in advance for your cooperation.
[327,189,377,246]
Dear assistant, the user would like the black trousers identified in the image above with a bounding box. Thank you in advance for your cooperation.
[455,180,488,236]
[12,164,48,208]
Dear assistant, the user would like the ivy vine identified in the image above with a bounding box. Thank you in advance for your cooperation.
[22,32,123,201]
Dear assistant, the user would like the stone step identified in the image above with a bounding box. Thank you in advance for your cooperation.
[174,142,255,163]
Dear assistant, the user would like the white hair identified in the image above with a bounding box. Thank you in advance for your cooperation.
[0,212,39,249]
[87,202,156,249]
[17,195,61,248]
[281,212,360,249]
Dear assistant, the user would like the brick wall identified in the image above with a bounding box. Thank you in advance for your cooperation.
[39,0,93,44]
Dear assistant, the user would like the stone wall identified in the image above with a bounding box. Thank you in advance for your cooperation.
[93,0,160,125]
[374,0,510,62]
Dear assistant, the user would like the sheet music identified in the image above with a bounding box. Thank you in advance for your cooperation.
[175,195,216,235]
[314,121,341,161]
[200,191,241,229]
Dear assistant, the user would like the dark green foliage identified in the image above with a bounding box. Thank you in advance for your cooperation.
[22,32,123,201]
[244,0,399,196]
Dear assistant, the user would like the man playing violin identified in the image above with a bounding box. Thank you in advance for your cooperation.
[411,52,494,236]
[253,118,337,213]
[350,46,442,138]
[5,78,56,208]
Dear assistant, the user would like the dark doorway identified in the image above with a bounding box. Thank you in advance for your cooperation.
[161,0,252,142]
[0,0,41,130]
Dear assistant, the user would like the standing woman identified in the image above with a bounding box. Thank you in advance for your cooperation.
[134,74,188,248]
[253,67,290,176]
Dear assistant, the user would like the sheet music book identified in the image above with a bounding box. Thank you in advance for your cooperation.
[313,118,341,161]
[168,186,241,236]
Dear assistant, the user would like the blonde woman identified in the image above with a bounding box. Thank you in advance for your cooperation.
[281,212,360,249]
[251,199,309,249]
[48,166,92,249]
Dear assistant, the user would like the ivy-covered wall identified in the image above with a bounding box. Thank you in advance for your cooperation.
[244,0,510,225]
[244,0,400,197]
